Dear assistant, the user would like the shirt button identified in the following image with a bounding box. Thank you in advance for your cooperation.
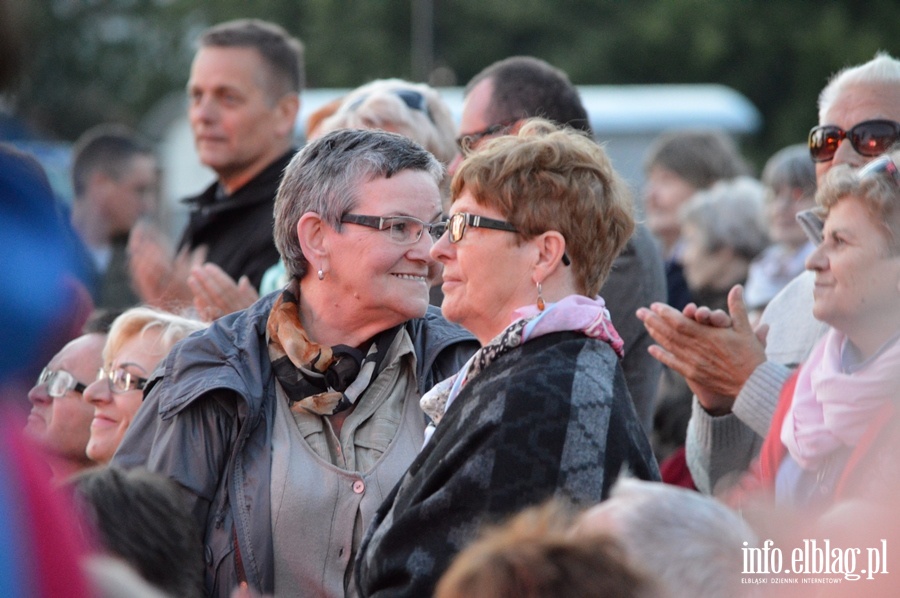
[352,480,365,494]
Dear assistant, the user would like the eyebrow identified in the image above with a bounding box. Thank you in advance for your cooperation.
[113,362,150,374]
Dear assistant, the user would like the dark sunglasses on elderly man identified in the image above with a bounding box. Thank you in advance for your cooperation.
[857,154,900,187]
[438,212,571,265]
[808,119,900,163]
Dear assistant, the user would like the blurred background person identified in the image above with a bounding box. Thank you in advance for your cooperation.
[744,144,817,320]
[70,466,204,598]
[435,501,658,598]
[574,479,757,598]
[653,176,768,485]
[358,120,658,598]
[83,307,206,465]
[188,78,458,319]
[113,129,477,598]
[25,332,106,484]
[70,124,159,310]
[642,129,752,310]
[679,177,769,312]
[129,19,302,310]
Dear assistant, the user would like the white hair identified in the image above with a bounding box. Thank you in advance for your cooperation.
[577,479,758,598]
[818,52,900,122]
[680,176,769,260]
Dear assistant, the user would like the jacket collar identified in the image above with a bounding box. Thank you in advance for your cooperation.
[181,150,295,214]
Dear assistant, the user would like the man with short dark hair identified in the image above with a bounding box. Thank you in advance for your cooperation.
[130,19,303,308]
[451,56,666,430]
[71,124,158,309]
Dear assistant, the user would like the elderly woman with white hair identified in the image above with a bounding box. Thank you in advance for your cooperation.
[679,176,770,312]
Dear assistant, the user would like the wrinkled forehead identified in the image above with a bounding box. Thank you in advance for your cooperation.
[821,82,900,127]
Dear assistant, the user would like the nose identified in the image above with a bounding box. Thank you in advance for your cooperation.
[831,135,866,169]
[27,384,50,406]
[83,379,111,406]
[430,230,453,263]
[805,242,828,272]
[190,94,218,124]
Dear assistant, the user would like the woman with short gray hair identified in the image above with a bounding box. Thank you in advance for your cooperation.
[114,128,477,598]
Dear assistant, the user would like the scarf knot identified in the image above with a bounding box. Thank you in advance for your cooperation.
[267,280,396,415]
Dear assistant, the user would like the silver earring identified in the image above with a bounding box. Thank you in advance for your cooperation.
[536,282,545,311]
[317,268,325,280]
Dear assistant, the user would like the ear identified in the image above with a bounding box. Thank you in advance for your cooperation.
[274,94,300,138]
[531,230,567,284]
[297,212,328,276]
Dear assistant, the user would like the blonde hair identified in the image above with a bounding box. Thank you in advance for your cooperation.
[319,78,457,164]
[104,307,207,365]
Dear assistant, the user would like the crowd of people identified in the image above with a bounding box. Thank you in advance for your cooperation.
[3,14,900,598]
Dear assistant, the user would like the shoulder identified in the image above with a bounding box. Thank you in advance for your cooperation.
[149,294,277,417]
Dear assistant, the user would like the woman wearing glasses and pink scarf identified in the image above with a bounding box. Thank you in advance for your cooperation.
[82,307,206,464]
[357,119,659,598]
[730,151,900,510]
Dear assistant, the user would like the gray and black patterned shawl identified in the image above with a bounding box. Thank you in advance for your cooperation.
[356,330,660,598]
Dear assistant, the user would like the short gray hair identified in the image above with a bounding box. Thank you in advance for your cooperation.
[818,52,900,122]
[761,144,816,198]
[577,479,758,598]
[274,128,444,280]
[680,176,769,260]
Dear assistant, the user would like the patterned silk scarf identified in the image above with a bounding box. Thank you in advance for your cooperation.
[266,279,398,415]
[420,294,624,431]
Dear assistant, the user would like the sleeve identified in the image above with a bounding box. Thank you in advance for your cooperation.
[112,386,239,528]
[685,360,792,494]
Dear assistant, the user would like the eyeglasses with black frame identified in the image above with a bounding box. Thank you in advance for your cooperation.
[37,368,88,398]
[340,214,446,245]
[96,366,149,394]
[455,121,517,156]
[808,119,900,163]
[439,212,571,265]
[857,154,900,188]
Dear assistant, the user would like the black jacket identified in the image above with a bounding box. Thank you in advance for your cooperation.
[178,151,294,290]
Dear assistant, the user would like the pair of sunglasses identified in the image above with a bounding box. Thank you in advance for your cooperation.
[808,119,900,163]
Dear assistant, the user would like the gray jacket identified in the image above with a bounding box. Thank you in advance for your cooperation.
[113,292,477,597]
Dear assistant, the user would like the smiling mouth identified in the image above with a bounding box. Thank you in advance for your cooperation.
[393,274,427,282]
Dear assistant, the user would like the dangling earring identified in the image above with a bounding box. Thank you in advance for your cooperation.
[536,281,545,311]
[317,268,325,280]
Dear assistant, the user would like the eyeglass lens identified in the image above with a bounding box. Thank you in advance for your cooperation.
[38,368,84,397]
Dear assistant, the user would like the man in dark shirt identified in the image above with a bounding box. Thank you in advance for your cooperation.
[130,19,303,309]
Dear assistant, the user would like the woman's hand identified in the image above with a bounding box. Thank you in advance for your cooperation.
[188,262,259,321]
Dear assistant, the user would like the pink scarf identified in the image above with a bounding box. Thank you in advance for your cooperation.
[420,294,623,429]
[780,327,900,470]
